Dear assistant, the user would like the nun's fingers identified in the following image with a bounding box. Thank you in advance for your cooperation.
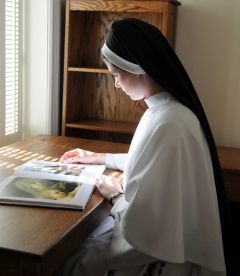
[95,175,123,197]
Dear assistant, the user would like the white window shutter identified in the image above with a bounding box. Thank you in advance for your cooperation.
[0,0,22,146]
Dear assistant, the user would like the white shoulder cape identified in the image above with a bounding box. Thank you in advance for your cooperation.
[116,93,225,272]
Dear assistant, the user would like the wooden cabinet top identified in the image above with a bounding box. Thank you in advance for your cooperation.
[69,0,181,12]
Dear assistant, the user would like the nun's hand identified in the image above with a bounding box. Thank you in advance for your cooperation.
[59,148,105,165]
[95,175,124,198]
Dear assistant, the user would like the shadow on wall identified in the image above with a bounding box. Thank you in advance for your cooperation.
[175,1,240,147]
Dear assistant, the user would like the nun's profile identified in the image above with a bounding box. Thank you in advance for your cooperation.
[56,18,233,276]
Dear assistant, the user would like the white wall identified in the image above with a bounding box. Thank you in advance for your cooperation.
[175,0,240,147]
[24,0,50,138]
[24,0,62,138]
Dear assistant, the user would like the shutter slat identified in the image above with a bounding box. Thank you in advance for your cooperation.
[4,0,20,136]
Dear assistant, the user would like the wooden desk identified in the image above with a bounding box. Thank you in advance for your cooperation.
[0,135,239,275]
[0,135,128,276]
[217,146,240,202]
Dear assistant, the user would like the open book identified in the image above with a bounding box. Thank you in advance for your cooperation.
[0,160,106,210]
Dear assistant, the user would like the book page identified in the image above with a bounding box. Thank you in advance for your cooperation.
[14,160,106,184]
[0,160,106,210]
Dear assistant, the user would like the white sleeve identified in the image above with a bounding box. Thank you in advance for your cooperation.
[105,153,127,171]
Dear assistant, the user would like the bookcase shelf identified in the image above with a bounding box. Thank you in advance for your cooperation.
[62,0,181,142]
[68,67,109,74]
[66,120,138,134]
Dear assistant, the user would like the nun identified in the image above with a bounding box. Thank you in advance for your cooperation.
[56,18,233,276]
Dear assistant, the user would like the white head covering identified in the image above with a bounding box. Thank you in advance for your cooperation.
[101,43,145,74]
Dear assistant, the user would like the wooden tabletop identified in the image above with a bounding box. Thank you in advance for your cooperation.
[217,146,240,173]
[0,135,239,275]
[0,135,129,276]
[217,146,240,202]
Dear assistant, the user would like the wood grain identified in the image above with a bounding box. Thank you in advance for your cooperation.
[62,0,180,138]
[70,0,166,12]
[0,135,129,276]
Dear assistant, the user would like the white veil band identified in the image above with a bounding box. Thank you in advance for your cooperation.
[101,43,145,75]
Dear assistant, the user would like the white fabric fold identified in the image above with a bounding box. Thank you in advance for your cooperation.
[105,153,127,171]
[112,92,226,272]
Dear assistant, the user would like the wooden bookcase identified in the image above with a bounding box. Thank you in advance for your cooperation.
[62,0,181,143]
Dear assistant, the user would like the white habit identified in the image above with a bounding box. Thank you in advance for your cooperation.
[56,92,226,276]
[107,92,226,275]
